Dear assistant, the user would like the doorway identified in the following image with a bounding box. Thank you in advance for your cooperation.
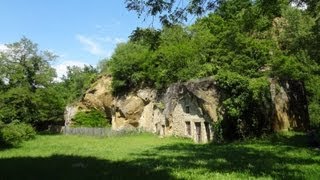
[195,122,201,143]
[185,121,191,136]
[162,125,165,136]
[204,122,210,141]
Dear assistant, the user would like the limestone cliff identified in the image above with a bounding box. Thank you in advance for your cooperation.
[65,75,309,142]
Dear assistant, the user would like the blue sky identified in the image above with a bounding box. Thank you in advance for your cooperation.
[0,0,160,79]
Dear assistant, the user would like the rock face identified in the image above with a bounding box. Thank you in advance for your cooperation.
[270,79,309,131]
[65,76,309,143]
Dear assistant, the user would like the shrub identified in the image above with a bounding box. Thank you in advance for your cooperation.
[0,121,36,146]
[0,121,4,128]
[306,75,320,129]
[73,110,109,127]
[215,71,272,139]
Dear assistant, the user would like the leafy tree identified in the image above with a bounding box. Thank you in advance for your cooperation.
[61,65,98,102]
[109,42,152,93]
[0,38,61,127]
[124,0,302,25]
[129,27,162,50]
[125,0,222,25]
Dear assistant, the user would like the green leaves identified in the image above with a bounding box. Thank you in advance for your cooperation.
[0,38,65,129]
[0,121,36,147]
[125,0,221,25]
[109,42,151,93]
[73,110,109,128]
[62,65,98,102]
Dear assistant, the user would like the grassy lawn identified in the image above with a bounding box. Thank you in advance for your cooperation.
[0,132,319,180]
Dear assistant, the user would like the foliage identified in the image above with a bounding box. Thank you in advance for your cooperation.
[125,0,221,25]
[61,65,98,102]
[0,38,65,128]
[215,71,271,139]
[109,42,152,93]
[108,26,215,91]
[212,118,224,142]
[97,58,111,74]
[0,121,36,146]
[306,75,320,129]
[113,0,320,137]
[72,110,109,128]
[129,27,162,50]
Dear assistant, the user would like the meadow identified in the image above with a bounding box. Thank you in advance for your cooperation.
[0,132,319,179]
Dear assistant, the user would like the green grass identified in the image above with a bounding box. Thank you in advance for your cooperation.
[0,132,319,179]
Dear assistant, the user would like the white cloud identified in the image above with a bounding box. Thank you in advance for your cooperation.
[76,34,108,56]
[76,34,126,58]
[97,36,126,44]
[53,60,88,81]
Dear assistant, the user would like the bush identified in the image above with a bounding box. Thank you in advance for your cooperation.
[0,121,36,146]
[73,110,109,127]
[215,71,272,140]
[306,75,320,129]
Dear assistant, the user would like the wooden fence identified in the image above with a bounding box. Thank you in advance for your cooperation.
[47,125,139,137]
[47,125,140,137]
[62,126,113,136]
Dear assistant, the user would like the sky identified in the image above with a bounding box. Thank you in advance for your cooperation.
[0,0,160,79]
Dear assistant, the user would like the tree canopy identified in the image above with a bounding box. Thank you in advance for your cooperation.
[125,0,320,25]
[0,38,98,130]
[0,38,59,126]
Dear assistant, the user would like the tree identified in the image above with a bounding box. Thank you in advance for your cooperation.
[109,42,151,93]
[0,37,62,127]
[125,0,222,25]
[129,27,162,50]
[61,65,98,102]
[124,0,302,25]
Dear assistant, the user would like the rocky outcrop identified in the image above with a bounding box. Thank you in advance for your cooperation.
[270,79,309,131]
[113,95,145,127]
[65,76,309,142]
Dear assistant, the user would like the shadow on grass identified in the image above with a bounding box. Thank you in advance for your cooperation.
[0,145,13,151]
[0,154,176,180]
[267,133,311,147]
[137,143,318,178]
[130,133,320,179]
[258,132,320,153]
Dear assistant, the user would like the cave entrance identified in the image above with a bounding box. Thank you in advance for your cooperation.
[204,122,210,141]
